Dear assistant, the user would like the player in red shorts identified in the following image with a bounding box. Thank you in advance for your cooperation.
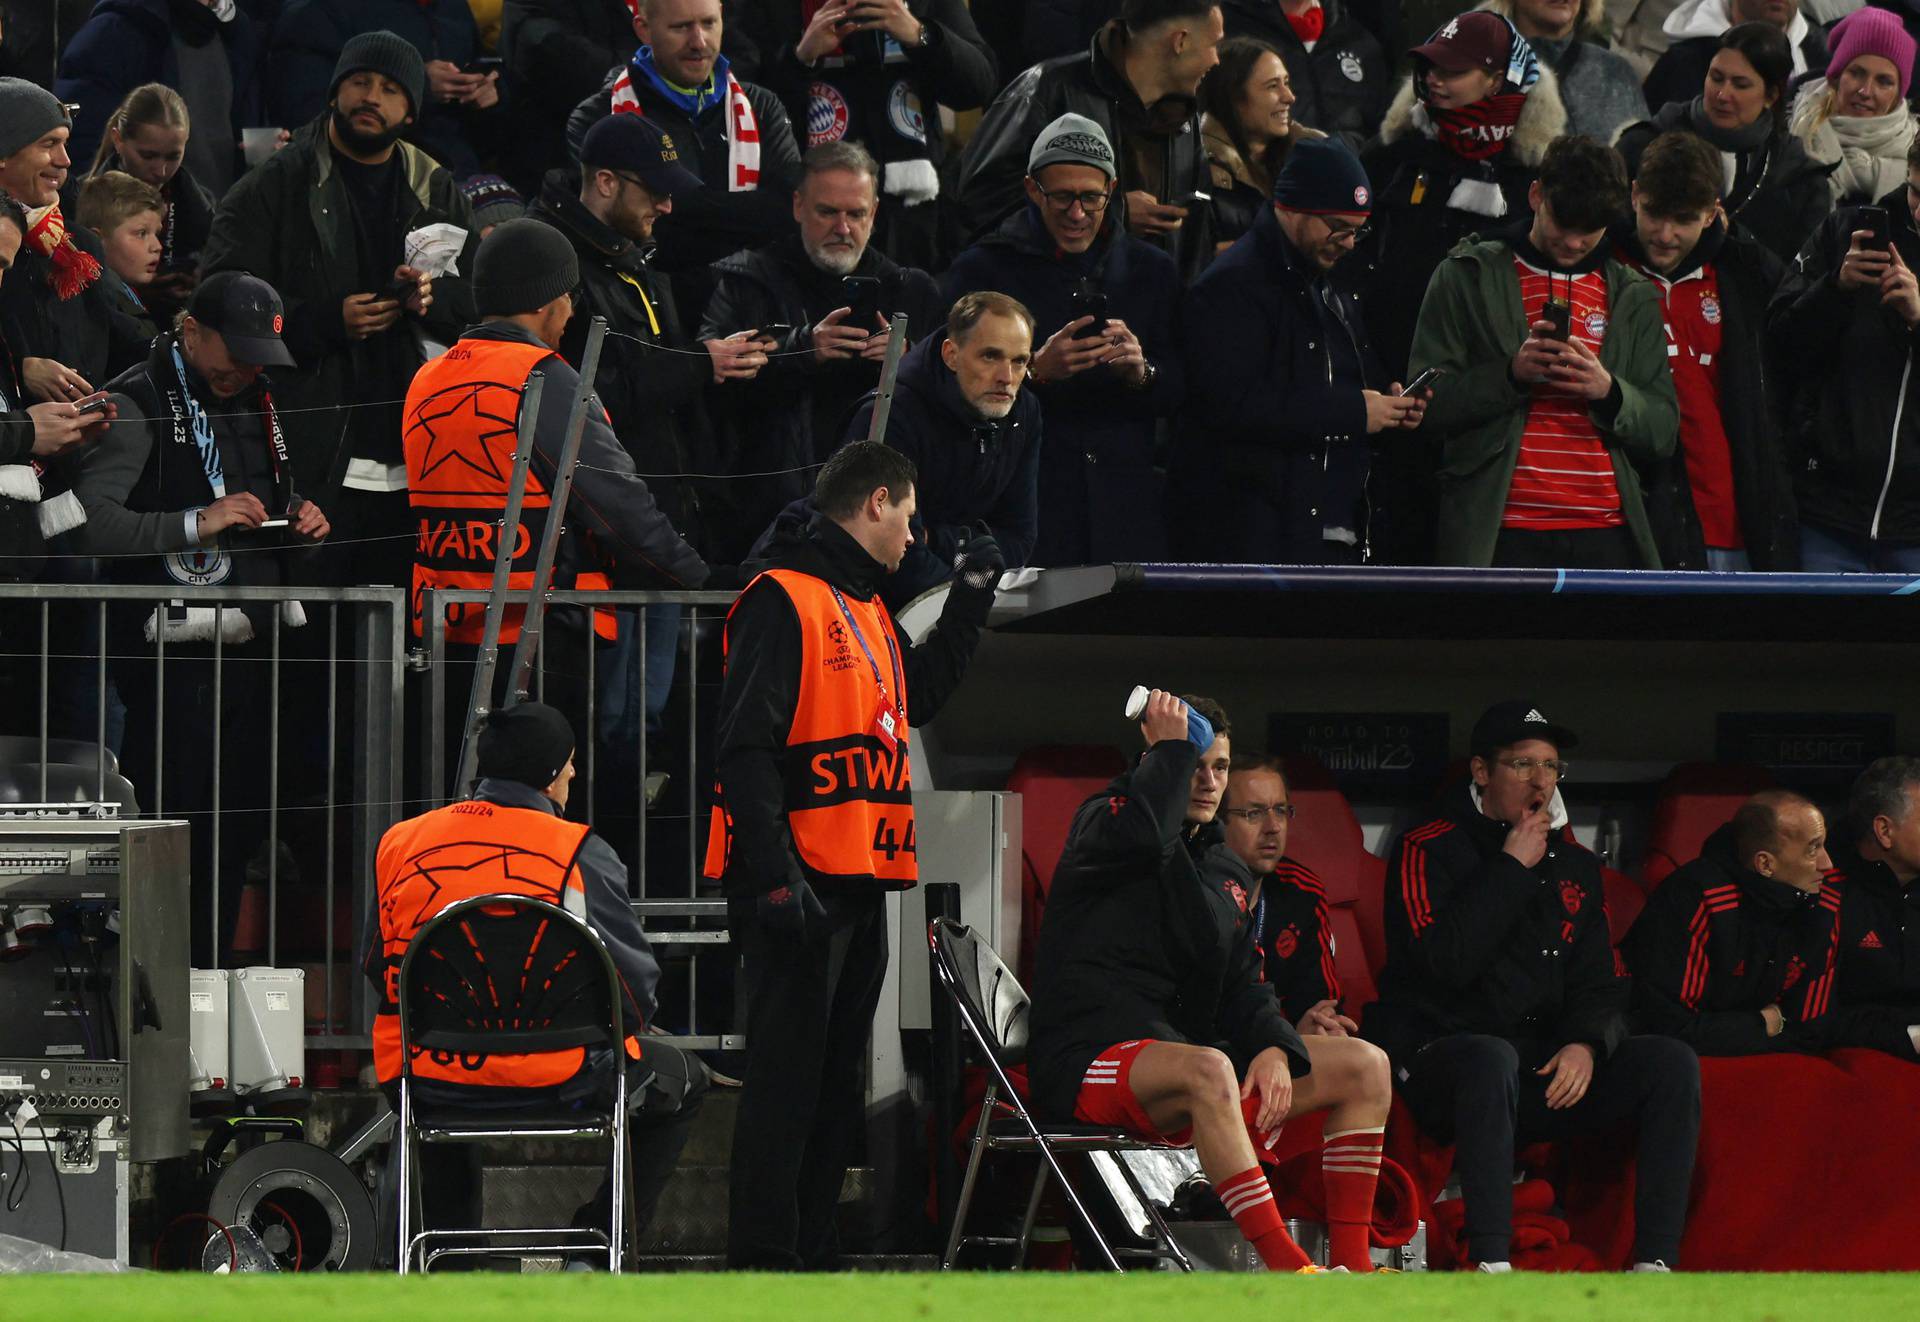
[1028,691,1389,1272]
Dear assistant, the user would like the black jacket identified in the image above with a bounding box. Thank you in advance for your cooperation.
[0,353,50,577]
[1364,784,1630,1075]
[1824,843,1920,1061]
[527,176,718,555]
[1234,853,1341,1024]
[943,205,1184,566]
[698,235,943,559]
[1642,27,1830,118]
[199,118,479,497]
[709,513,992,895]
[564,61,803,287]
[1767,192,1920,545]
[0,220,141,394]
[1176,203,1386,563]
[843,330,1041,607]
[1620,823,1838,1056]
[1029,744,1311,1123]
[956,21,1214,284]
[1617,105,1833,264]
[1617,219,1800,570]
[1220,0,1390,151]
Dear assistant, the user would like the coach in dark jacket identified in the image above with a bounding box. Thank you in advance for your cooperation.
[1220,0,1390,150]
[957,9,1218,284]
[1622,808,1840,1057]
[1366,700,1700,1271]
[943,114,1184,566]
[54,0,262,194]
[1175,141,1419,564]
[1767,191,1920,570]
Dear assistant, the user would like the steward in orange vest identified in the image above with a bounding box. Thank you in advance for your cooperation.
[366,702,708,1238]
[704,439,1003,1269]
[402,218,707,646]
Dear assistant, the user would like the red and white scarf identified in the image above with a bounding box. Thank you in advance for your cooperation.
[23,204,103,301]
[609,68,761,191]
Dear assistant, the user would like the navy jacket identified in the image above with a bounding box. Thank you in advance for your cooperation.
[1177,203,1386,562]
[944,206,1183,566]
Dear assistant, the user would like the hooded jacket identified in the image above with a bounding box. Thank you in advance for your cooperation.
[1219,0,1391,151]
[1620,822,1840,1055]
[1474,0,1649,144]
[698,235,944,561]
[1615,217,1799,569]
[956,21,1215,284]
[1028,743,1311,1123]
[843,330,1041,604]
[1616,100,1834,264]
[1365,780,1629,1074]
[942,204,1184,566]
[1643,0,1830,112]
[1823,842,1920,1061]
[708,513,992,896]
[1408,227,1679,568]
[1178,202,1389,563]
[1767,191,1920,545]
[198,117,479,499]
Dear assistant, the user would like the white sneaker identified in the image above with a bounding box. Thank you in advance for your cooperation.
[1630,1260,1671,1273]
[1475,1261,1513,1273]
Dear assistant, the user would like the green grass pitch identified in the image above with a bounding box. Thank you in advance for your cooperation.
[6,1273,1920,1321]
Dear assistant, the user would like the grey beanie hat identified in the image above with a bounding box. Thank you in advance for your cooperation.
[1026,112,1117,183]
[330,30,427,117]
[472,218,579,316]
[0,78,71,161]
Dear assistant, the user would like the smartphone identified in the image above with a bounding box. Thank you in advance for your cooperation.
[1174,190,1212,209]
[1859,206,1891,252]
[384,276,417,302]
[842,275,882,330]
[1398,367,1443,396]
[755,323,794,340]
[255,518,291,530]
[74,395,112,416]
[1070,282,1109,339]
[1538,300,1571,342]
[464,55,503,74]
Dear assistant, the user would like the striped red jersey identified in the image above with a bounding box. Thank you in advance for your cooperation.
[1504,259,1623,531]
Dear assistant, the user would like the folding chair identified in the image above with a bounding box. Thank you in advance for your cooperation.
[929,917,1194,1272]
[394,892,634,1273]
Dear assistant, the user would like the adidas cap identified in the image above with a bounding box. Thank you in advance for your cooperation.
[1471,700,1579,754]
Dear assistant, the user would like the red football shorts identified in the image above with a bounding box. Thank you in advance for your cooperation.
[1073,1038,1287,1160]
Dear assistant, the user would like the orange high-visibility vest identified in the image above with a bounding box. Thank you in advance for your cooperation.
[704,569,918,889]
[402,337,614,643]
[370,798,639,1088]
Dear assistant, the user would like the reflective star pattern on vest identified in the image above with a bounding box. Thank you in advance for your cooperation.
[405,383,522,493]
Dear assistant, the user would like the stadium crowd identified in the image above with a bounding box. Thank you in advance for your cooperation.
[2,0,1919,1274]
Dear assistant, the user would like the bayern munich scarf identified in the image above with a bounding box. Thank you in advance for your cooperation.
[23,203,102,300]
[1420,14,1539,163]
[796,0,939,204]
[611,48,761,191]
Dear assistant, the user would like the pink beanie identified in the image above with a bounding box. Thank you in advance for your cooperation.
[1827,7,1917,101]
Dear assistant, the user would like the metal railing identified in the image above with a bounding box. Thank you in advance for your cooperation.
[417,585,743,1050]
[0,583,407,1045]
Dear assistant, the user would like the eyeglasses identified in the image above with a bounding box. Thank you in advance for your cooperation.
[1496,757,1571,782]
[1222,804,1297,823]
[1316,216,1372,245]
[1036,187,1112,214]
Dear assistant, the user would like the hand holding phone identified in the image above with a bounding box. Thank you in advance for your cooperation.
[1398,367,1442,397]
[1859,206,1891,252]
[1537,301,1571,342]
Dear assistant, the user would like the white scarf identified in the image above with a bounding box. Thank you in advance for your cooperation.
[1791,78,1918,204]
[609,69,761,191]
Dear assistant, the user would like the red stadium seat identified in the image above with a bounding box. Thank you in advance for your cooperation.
[1281,755,1390,977]
[1006,745,1128,984]
[1642,762,1775,889]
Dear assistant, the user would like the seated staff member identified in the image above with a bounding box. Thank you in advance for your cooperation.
[1030,691,1392,1274]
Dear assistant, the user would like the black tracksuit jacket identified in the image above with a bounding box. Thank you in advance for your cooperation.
[1620,824,1839,1056]
[1364,783,1629,1076]
[1028,740,1310,1122]
[1825,844,1920,1061]
[1253,856,1341,1024]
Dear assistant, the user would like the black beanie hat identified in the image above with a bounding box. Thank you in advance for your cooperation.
[475,703,576,790]
[330,30,427,117]
[472,218,579,316]
[1272,137,1373,216]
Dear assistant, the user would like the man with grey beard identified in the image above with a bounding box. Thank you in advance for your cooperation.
[699,141,944,561]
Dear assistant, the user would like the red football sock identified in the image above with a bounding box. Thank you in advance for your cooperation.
[1322,1126,1386,1272]
[1218,1166,1312,1271]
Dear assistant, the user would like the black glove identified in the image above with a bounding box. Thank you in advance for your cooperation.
[756,878,827,939]
[952,532,1005,592]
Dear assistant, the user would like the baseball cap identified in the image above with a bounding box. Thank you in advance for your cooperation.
[1409,11,1513,73]
[1471,700,1579,755]
[582,113,704,197]
[1027,112,1117,183]
[187,271,295,368]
